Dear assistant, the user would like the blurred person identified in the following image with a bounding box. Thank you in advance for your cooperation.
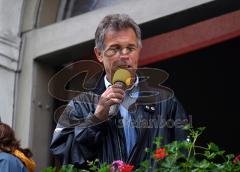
[0,122,36,172]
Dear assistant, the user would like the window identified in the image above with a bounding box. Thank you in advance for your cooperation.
[57,0,127,21]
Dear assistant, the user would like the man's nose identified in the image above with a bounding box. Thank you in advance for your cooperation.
[119,53,129,60]
[119,48,130,59]
[121,48,129,55]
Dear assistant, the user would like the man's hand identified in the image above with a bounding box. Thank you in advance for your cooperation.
[94,84,125,121]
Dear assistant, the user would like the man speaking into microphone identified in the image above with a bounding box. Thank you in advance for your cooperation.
[50,14,189,169]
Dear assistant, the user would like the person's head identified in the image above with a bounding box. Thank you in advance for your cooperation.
[94,14,142,84]
[0,122,20,153]
[0,122,33,157]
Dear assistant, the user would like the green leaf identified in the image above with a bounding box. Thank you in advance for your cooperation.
[179,140,192,149]
[226,154,235,161]
[134,169,145,172]
[204,150,217,160]
[153,137,162,148]
[88,159,100,171]
[197,127,206,133]
[140,160,150,169]
[98,163,110,172]
[208,142,219,152]
[193,159,210,169]
[216,150,225,156]
[182,124,191,130]
[60,165,78,172]
[145,147,151,153]
[41,167,56,172]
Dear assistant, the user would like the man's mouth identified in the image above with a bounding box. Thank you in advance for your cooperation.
[118,65,131,69]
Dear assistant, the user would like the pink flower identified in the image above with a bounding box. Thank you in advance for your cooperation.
[111,160,134,172]
[233,154,240,164]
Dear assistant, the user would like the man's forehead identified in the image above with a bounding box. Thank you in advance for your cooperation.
[107,43,137,48]
[104,28,137,45]
[105,27,135,35]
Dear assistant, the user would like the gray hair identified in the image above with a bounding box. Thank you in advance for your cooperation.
[95,14,142,51]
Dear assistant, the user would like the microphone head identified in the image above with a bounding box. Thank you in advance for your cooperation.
[112,68,132,86]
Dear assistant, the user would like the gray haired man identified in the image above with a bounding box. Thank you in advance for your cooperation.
[50,14,188,169]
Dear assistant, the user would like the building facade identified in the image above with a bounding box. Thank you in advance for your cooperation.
[0,0,240,171]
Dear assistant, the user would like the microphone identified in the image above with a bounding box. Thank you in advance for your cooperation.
[109,68,132,116]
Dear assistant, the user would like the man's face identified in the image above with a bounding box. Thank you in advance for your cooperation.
[95,28,141,84]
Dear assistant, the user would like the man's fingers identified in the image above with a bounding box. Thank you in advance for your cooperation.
[103,92,124,106]
[101,86,125,101]
[94,85,125,120]
[105,92,124,100]
[106,85,125,94]
[106,97,123,105]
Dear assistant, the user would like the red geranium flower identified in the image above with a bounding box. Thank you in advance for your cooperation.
[233,154,240,164]
[121,164,134,172]
[154,148,167,159]
[111,160,134,172]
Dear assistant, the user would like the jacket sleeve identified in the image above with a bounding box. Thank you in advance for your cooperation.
[50,93,104,167]
[168,96,189,142]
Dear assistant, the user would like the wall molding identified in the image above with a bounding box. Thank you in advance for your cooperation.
[139,10,240,65]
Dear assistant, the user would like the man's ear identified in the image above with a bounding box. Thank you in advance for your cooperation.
[94,47,103,63]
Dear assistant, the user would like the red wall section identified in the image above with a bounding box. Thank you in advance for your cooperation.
[139,10,240,66]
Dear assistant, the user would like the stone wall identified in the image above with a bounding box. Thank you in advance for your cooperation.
[0,0,23,125]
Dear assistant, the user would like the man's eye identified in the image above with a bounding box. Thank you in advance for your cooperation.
[127,47,136,52]
[105,48,117,56]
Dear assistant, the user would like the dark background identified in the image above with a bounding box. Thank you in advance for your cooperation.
[147,36,240,154]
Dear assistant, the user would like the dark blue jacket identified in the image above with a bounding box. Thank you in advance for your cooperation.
[50,74,189,168]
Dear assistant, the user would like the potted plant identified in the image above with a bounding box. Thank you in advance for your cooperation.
[42,126,240,172]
